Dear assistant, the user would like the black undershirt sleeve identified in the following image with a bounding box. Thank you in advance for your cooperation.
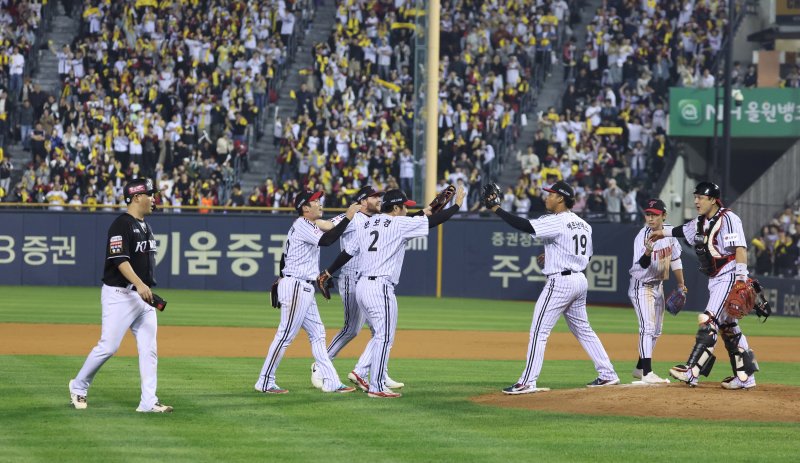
[638,254,651,268]
[671,224,686,239]
[326,251,354,274]
[318,217,351,246]
[495,208,535,234]
[427,204,460,228]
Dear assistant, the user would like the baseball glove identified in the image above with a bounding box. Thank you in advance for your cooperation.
[429,185,456,214]
[482,183,502,208]
[723,280,757,319]
[665,288,686,316]
[316,270,333,300]
[270,278,280,308]
[536,253,545,269]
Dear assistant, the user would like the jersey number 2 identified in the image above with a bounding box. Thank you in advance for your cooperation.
[368,231,379,252]
[572,234,587,255]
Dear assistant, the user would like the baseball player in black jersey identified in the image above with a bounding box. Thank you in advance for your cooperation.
[68,178,173,413]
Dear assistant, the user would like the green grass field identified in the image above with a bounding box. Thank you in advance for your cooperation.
[1,286,798,462]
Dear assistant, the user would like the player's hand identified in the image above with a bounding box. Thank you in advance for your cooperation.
[455,185,466,206]
[345,203,360,219]
[422,206,433,216]
[679,284,688,293]
[648,230,666,242]
[644,239,654,255]
[137,284,153,304]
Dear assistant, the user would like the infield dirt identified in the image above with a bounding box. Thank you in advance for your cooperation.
[4,323,799,422]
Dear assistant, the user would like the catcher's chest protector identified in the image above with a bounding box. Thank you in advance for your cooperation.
[694,208,735,276]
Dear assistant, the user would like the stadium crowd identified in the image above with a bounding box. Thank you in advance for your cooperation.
[1,0,314,210]
[751,201,800,279]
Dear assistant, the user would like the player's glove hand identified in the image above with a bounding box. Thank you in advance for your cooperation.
[537,253,545,269]
[724,279,757,319]
[316,270,333,300]
[481,183,502,208]
[665,288,686,316]
[429,184,456,214]
[270,278,280,308]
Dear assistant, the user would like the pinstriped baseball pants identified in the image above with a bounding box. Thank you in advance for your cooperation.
[628,279,665,360]
[355,277,398,393]
[255,277,343,392]
[517,273,618,386]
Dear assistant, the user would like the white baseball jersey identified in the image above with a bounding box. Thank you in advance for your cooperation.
[332,211,370,278]
[671,209,747,278]
[530,212,592,274]
[629,226,683,282]
[345,214,429,285]
[282,217,325,280]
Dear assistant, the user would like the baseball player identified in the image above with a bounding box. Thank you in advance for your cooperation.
[310,186,405,391]
[628,199,685,384]
[482,181,620,394]
[68,178,172,412]
[254,191,360,394]
[649,182,758,389]
[320,188,465,398]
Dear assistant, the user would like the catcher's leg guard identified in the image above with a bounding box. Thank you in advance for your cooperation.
[670,314,717,386]
[720,324,759,382]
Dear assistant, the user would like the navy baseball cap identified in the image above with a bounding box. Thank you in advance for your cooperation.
[294,190,323,211]
[353,186,384,203]
[543,180,574,200]
[644,198,667,215]
[123,178,158,204]
[381,189,416,211]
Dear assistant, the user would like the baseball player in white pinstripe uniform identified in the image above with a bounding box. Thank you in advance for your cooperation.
[482,181,619,394]
[310,186,404,390]
[628,199,685,385]
[320,188,465,398]
[649,182,758,389]
[254,191,360,394]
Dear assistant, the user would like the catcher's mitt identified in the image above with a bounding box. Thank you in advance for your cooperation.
[270,278,280,308]
[482,183,502,208]
[430,185,456,214]
[316,270,333,300]
[665,288,686,316]
[723,280,757,319]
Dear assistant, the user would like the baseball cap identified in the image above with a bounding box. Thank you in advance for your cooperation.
[381,189,416,211]
[644,198,667,215]
[352,185,384,203]
[294,190,323,211]
[123,178,158,204]
[543,180,575,200]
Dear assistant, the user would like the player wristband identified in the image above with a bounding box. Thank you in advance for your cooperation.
[735,263,749,280]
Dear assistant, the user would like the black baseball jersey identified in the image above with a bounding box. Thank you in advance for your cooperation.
[102,213,157,288]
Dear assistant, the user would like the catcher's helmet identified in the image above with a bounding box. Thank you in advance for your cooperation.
[694,181,721,199]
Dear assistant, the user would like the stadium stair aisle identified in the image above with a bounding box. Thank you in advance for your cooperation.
[241,3,340,191]
[6,4,79,185]
[497,0,603,189]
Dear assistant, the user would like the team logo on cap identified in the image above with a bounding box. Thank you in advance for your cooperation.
[128,184,147,195]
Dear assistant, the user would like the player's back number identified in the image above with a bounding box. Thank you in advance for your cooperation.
[572,234,587,255]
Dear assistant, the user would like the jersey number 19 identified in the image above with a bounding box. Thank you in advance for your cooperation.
[572,234,587,255]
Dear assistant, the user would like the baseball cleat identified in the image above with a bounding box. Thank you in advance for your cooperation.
[721,375,756,390]
[631,368,643,380]
[136,402,173,413]
[347,371,369,392]
[639,372,670,384]
[367,389,402,399]
[384,376,405,389]
[669,364,698,387]
[68,380,87,410]
[586,377,620,387]
[310,362,323,389]
[502,383,549,395]
[255,385,289,394]
[325,384,357,393]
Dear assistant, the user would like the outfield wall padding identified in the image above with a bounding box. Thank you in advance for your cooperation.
[1,211,797,317]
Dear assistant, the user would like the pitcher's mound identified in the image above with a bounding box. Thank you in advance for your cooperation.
[472,383,800,422]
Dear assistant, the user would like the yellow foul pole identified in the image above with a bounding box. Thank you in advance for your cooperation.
[424,0,440,203]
